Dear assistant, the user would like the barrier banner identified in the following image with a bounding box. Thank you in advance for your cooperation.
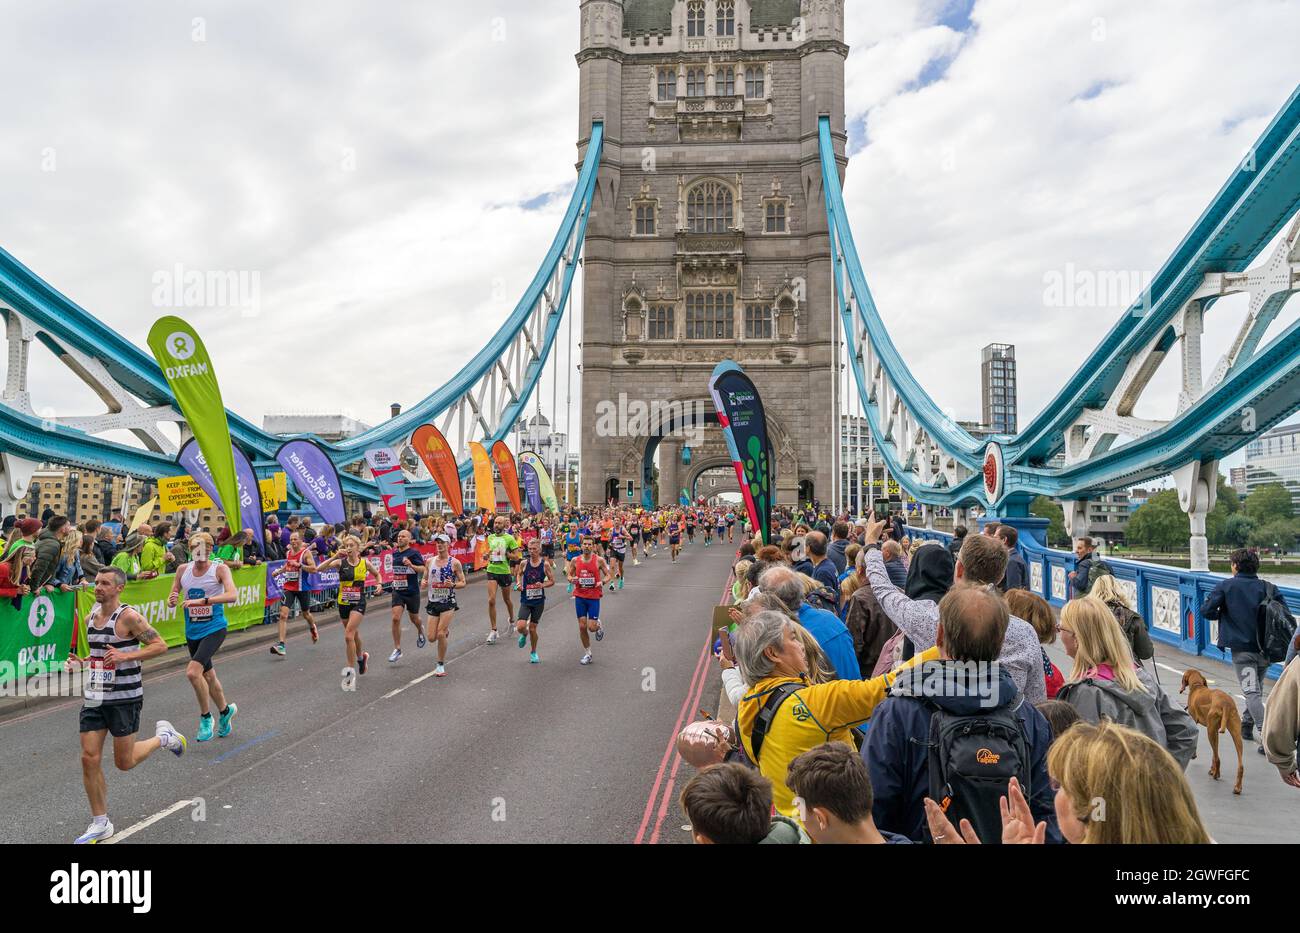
[158,474,215,512]
[490,440,522,513]
[275,439,346,525]
[148,316,242,533]
[71,566,267,657]
[709,361,773,546]
[0,590,77,686]
[365,447,408,521]
[518,451,558,512]
[410,424,463,516]
[469,442,496,512]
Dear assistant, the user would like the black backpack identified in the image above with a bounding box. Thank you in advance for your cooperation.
[1259,583,1297,663]
[926,702,1031,844]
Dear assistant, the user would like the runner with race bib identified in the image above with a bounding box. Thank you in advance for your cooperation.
[514,537,555,664]
[568,536,612,666]
[425,534,466,678]
[387,529,427,664]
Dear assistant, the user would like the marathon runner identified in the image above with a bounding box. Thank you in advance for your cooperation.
[563,522,582,592]
[484,515,519,644]
[425,533,466,677]
[666,512,683,563]
[715,509,727,547]
[387,529,427,663]
[513,537,554,663]
[272,530,319,657]
[726,509,736,543]
[627,513,642,565]
[685,509,696,544]
[316,535,380,690]
[69,566,186,844]
[702,510,714,547]
[607,520,627,591]
[640,511,655,559]
[167,533,238,742]
[539,519,556,569]
[568,535,613,665]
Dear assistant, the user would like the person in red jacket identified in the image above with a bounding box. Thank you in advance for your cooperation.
[1007,590,1064,699]
[0,541,36,607]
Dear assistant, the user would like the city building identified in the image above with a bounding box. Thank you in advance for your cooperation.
[21,463,226,531]
[840,413,890,515]
[1244,423,1300,510]
[1085,491,1131,545]
[1229,466,1248,495]
[981,343,1017,434]
[577,0,847,508]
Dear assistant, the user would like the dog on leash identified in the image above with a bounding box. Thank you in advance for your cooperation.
[1180,668,1244,795]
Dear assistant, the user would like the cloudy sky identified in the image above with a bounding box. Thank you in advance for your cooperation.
[2,0,1297,473]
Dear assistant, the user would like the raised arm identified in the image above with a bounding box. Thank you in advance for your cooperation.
[864,549,940,650]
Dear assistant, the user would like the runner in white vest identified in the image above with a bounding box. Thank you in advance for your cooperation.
[167,532,239,742]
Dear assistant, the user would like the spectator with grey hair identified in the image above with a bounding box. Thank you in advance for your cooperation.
[760,565,859,680]
[880,539,908,589]
[860,515,1046,704]
[733,610,938,818]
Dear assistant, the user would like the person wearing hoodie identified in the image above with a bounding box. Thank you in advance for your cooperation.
[863,585,1061,844]
[680,762,806,845]
[29,515,69,590]
[863,517,1047,705]
[1056,596,1197,769]
[869,540,956,677]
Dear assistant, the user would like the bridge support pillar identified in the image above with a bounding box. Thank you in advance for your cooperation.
[0,452,38,517]
[1062,500,1089,541]
[1173,459,1218,573]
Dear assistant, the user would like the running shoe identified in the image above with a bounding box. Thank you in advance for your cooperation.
[518,631,528,649]
[389,648,403,663]
[217,703,237,738]
[530,652,539,664]
[341,666,356,690]
[566,581,574,594]
[309,620,319,643]
[196,715,214,743]
[74,819,114,845]
[156,720,186,757]
[358,651,369,675]
[270,642,286,657]
[580,653,593,665]
[434,663,446,677]
[486,630,498,645]
[594,625,604,642]
[633,559,641,566]
[416,627,427,649]
[618,578,624,589]
[608,582,617,593]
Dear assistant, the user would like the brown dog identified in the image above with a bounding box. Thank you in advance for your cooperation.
[1180,668,1244,795]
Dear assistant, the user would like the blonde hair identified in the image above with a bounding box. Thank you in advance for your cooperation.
[1087,573,1132,610]
[791,621,833,684]
[189,532,214,550]
[1047,721,1209,844]
[341,534,363,549]
[1062,596,1144,693]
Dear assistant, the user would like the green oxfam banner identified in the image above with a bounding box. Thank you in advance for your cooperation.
[148,316,242,535]
[73,566,268,655]
[0,590,77,687]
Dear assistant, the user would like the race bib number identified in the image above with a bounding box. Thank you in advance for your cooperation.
[490,542,507,562]
[579,575,596,588]
[282,569,300,583]
[188,604,213,620]
[525,586,543,600]
[339,584,363,605]
[428,587,450,603]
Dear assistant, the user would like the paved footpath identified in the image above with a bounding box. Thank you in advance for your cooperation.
[0,540,736,844]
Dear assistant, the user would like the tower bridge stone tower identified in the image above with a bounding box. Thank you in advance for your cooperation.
[577,0,846,507]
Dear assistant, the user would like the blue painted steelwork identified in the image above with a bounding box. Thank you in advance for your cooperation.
[820,85,1300,510]
[0,123,605,499]
[910,524,1290,680]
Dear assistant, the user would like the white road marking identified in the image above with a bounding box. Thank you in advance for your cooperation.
[104,798,192,844]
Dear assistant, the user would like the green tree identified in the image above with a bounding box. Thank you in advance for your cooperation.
[1125,489,1187,550]
[1248,517,1300,553]
[1205,474,1240,547]
[1245,482,1294,524]
[1224,512,1255,549]
[1030,496,1069,547]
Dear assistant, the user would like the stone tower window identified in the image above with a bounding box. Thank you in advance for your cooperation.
[687,1,706,37]
[685,179,735,234]
[657,67,677,101]
[687,67,706,98]
[745,303,773,339]
[630,181,660,237]
[717,65,736,96]
[647,304,675,340]
[763,179,790,234]
[745,65,765,99]
[717,1,735,36]
[685,292,735,339]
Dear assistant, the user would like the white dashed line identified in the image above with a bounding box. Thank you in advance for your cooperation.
[104,798,193,844]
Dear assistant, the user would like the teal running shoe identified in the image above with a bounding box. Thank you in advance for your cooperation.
[196,715,214,742]
[217,702,237,738]
[518,631,528,649]
[529,652,539,664]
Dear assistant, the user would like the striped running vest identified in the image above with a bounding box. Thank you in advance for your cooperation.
[85,604,143,706]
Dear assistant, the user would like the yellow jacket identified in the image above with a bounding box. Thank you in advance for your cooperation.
[738,647,941,816]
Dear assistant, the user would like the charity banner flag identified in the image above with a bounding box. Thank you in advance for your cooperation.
[177,438,264,553]
[518,451,559,512]
[680,489,690,507]
[148,316,242,534]
[468,441,496,512]
[275,439,345,525]
[365,447,408,521]
[490,440,522,514]
[520,458,544,513]
[410,424,463,516]
[709,361,773,547]
[128,497,157,534]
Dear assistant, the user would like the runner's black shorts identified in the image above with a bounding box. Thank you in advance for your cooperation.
[283,589,311,613]
[517,601,545,625]
[186,628,227,673]
[338,598,367,621]
[541,544,555,558]
[426,594,459,614]
[488,571,514,588]
[611,550,626,564]
[80,700,143,737]
[629,528,641,540]
[391,586,421,614]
